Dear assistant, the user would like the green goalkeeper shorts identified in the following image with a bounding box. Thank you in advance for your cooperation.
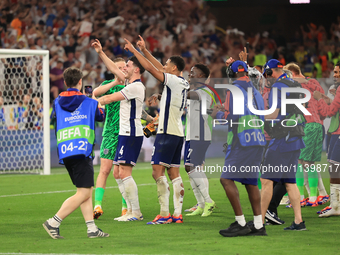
[100,136,119,160]
[299,122,324,162]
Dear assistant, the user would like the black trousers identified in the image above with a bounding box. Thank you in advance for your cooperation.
[268,181,287,215]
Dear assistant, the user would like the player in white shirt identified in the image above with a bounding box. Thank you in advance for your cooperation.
[124,36,189,224]
[92,39,145,221]
[184,64,216,217]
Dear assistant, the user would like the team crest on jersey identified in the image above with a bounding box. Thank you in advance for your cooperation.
[104,149,109,155]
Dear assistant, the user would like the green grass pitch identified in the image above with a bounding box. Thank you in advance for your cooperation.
[0,153,339,255]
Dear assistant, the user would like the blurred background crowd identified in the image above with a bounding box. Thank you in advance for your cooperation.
[1,0,340,130]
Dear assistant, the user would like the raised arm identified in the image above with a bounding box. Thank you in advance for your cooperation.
[93,80,122,97]
[96,92,125,106]
[91,39,126,82]
[314,89,340,118]
[137,35,164,71]
[124,38,164,83]
[142,109,154,123]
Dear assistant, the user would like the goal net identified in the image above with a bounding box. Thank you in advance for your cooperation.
[0,49,50,175]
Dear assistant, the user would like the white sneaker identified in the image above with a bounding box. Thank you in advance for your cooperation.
[114,214,130,221]
[319,207,340,218]
[184,204,198,212]
[280,196,290,205]
[118,213,143,221]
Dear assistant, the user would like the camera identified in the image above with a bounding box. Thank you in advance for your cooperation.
[84,85,93,97]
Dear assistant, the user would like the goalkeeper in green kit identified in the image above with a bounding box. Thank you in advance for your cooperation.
[93,57,154,220]
[93,58,128,219]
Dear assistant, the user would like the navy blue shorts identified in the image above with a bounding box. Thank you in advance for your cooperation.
[261,148,300,183]
[113,135,143,166]
[184,140,211,167]
[221,145,264,186]
[328,134,340,164]
[151,134,184,168]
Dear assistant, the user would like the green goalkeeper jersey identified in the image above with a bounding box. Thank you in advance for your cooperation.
[101,79,125,137]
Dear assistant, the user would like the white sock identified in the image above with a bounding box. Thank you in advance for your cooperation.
[172,177,184,217]
[235,215,246,227]
[48,214,62,228]
[199,165,210,192]
[253,215,263,230]
[116,178,132,212]
[330,184,340,210]
[303,171,310,196]
[156,176,170,216]
[188,169,213,204]
[86,220,98,233]
[122,176,141,215]
[189,173,205,208]
[317,172,328,196]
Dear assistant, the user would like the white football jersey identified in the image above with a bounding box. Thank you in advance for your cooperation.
[119,79,145,136]
[157,73,190,137]
[185,87,213,141]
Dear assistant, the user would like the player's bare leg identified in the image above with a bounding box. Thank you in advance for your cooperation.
[260,178,274,224]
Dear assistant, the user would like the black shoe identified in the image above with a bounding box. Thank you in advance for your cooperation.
[265,210,285,225]
[246,221,268,236]
[219,221,251,237]
[284,221,307,231]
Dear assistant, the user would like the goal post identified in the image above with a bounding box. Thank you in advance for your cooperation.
[0,49,50,175]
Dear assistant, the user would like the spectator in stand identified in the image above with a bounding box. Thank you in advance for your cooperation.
[94,65,105,86]
[295,45,307,65]
[74,50,86,69]
[0,15,7,39]
[10,12,24,37]
[2,0,340,105]
[63,36,78,55]
[63,52,75,69]
[50,60,65,99]
[85,39,99,66]
[82,63,97,86]
[35,37,45,50]
[16,97,26,130]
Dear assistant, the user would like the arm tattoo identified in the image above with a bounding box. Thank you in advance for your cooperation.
[141,109,148,120]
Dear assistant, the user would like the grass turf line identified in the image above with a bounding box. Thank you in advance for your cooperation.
[0,153,339,255]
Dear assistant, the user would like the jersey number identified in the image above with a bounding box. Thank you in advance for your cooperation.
[119,145,124,155]
[180,89,187,111]
[187,148,193,158]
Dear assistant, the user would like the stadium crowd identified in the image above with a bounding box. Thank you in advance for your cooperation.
[0,1,340,104]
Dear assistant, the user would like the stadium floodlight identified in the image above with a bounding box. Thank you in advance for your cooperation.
[0,49,50,175]
[290,0,310,4]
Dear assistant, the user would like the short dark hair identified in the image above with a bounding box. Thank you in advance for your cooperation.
[63,67,83,87]
[194,63,210,78]
[128,56,145,74]
[336,62,340,68]
[170,56,185,72]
